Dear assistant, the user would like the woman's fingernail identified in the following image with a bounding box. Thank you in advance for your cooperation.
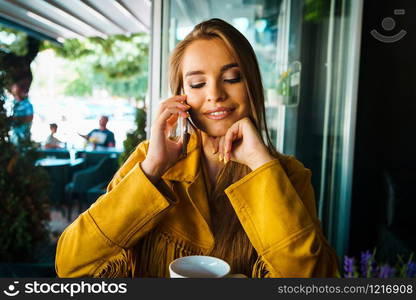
[219,154,223,162]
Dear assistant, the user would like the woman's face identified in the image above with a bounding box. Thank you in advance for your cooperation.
[181,38,250,137]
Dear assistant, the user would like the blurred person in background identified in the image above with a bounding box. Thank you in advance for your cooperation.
[10,78,33,143]
[45,123,63,149]
[79,115,115,149]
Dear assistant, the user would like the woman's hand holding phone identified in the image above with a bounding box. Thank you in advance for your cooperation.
[141,95,190,184]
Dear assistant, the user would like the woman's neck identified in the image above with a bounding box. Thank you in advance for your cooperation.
[201,132,222,186]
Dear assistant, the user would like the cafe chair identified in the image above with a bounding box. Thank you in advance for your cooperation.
[65,155,118,218]
[77,151,118,167]
[86,182,108,206]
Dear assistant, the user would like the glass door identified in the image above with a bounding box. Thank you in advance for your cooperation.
[150,0,363,257]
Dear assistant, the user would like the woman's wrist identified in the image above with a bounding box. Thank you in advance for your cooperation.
[247,151,275,171]
[140,159,163,184]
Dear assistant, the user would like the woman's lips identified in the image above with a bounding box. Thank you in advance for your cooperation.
[204,108,235,120]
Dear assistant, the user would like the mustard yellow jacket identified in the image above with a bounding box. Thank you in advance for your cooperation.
[55,132,340,278]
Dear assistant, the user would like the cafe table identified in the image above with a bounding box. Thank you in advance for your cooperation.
[36,158,85,205]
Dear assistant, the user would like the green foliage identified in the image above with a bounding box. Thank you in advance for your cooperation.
[0,72,51,262]
[304,0,328,22]
[64,76,93,97]
[46,34,149,100]
[0,26,29,56]
[42,39,94,59]
[1,26,149,100]
[119,107,147,165]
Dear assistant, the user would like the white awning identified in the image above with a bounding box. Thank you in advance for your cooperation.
[0,0,151,41]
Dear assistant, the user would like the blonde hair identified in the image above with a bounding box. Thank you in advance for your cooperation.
[169,18,278,276]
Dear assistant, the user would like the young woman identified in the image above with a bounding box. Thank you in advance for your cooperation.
[56,19,340,278]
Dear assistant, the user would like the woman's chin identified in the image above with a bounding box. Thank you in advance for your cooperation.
[204,127,228,137]
[196,119,234,137]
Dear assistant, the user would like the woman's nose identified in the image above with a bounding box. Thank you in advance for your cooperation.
[206,81,226,102]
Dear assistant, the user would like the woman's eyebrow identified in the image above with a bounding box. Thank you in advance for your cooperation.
[220,63,239,72]
[184,63,239,78]
[185,70,204,77]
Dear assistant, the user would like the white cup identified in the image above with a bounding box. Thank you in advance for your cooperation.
[169,255,231,278]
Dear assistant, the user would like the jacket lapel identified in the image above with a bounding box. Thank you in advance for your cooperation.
[161,131,214,249]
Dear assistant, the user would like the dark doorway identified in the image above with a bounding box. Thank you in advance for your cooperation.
[351,0,416,263]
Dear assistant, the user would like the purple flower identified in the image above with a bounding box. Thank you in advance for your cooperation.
[406,262,416,278]
[370,261,379,278]
[379,265,395,278]
[344,256,355,278]
[360,250,372,277]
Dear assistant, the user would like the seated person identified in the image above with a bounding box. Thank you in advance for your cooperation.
[79,116,115,149]
[45,123,62,149]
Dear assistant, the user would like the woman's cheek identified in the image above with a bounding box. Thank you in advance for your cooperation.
[185,92,203,110]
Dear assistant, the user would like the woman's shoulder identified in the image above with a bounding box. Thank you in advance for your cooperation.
[107,140,150,188]
[117,140,150,171]
[129,140,150,161]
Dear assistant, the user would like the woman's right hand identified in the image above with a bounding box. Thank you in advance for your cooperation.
[141,95,190,184]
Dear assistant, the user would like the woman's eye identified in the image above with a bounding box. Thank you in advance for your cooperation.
[190,82,205,89]
[224,76,241,84]
[188,76,241,88]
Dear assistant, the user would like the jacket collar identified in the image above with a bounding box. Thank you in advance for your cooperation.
[160,130,214,248]
[161,129,202,183]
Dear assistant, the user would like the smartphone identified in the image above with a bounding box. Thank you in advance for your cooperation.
[168,112,194,157]
[181,116,191,157]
